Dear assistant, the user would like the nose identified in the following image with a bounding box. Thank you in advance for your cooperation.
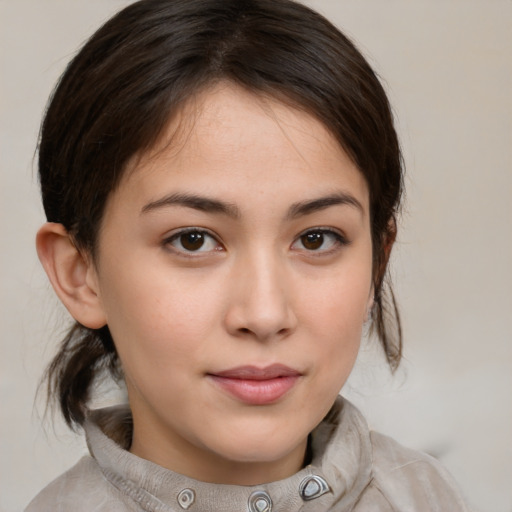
[224,251,297,342]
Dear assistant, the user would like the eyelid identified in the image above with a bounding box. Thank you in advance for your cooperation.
[161,226,348,257]
[291,227,349,253]
[162,227,224,255]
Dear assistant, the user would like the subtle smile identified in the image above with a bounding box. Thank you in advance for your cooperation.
[207,364,302,405]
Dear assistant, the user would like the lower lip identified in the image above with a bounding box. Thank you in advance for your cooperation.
[209,375,299,405]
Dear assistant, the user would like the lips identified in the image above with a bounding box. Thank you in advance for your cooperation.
[208,364,301,405]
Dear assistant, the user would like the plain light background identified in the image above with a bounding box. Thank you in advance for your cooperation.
[1,1,511,511]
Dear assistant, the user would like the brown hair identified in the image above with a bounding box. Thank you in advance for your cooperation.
[39,0,404,428]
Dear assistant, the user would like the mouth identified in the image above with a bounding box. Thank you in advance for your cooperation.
[207,364,302,405]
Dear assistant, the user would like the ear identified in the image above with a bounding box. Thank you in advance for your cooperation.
[383,216,397,266]
[370,217,397,313]
[36,223,107,329]
[375,217,397,283]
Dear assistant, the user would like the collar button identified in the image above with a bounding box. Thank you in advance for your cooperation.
[248,490,273,512]
[299,475,330,501]
[177,488,195,509]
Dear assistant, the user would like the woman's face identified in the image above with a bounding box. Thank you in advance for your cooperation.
[90,83,373,484]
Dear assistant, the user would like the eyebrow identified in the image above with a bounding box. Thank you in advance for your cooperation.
[140,191,363,219]
[141,192,240,218]
[286,192,364,219]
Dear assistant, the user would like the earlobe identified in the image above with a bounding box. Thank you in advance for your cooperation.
[36,223,107,329]
[370,218,397,317]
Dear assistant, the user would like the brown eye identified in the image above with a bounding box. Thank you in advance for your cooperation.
[291,229,346,253]
[166,229,220,253]
[180,232,205,251]
[301,232,324,250]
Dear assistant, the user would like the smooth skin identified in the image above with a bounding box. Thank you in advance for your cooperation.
[37,83,375,485]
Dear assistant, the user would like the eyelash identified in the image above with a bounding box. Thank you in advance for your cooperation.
[291,228,348,255]
[162,227,348,257]
[163,228,223,256]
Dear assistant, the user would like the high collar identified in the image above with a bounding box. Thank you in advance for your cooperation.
[85,396,372,512]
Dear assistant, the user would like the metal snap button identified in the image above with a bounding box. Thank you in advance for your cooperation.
[248,490,273,512]
[177,488,195,509]
[299,475,330,501]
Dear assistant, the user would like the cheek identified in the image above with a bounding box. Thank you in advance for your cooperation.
[301,263,371,334]
[98,263,221,375]
[297,259,372,381]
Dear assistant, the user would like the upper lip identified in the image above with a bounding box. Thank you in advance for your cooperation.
[210,364,301,380]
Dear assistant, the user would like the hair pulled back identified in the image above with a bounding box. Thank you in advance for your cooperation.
[40,0,404,428]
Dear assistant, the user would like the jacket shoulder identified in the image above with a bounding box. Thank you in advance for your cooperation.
[24,456,137,512]
[368,431,472,512]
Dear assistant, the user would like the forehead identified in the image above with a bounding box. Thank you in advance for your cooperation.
[114,82,369,213]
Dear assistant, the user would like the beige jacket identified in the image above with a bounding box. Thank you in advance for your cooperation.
[25,397,471,511]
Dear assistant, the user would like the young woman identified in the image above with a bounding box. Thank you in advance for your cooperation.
[27,0,471,510]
